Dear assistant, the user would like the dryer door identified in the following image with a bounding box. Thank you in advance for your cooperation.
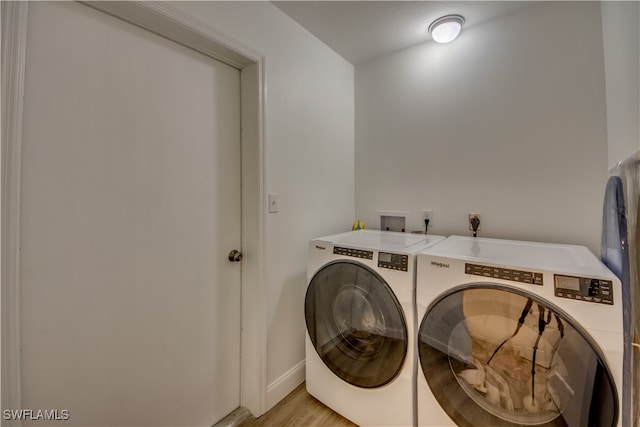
[305,260,407,388]
[418,285,619,427]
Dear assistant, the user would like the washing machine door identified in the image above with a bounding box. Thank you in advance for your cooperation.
[305,260,407,388]
[418,285,619,427]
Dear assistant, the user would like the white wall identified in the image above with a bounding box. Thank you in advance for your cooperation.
[169,1,355,409]
[355,2,607,253]
[601,1,640,166]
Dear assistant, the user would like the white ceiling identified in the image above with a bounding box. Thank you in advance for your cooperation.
[272,1,541,64]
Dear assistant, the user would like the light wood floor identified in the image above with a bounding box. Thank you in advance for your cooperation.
[237,383,357,427]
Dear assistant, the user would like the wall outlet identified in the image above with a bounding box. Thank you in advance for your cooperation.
[468,213,481,231]
[421,209,433,233]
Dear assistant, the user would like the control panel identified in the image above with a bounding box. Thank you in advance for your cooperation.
[333,246,373,260]
[554,275,614,305]
[378,252,408,271]
[465,263,543,286]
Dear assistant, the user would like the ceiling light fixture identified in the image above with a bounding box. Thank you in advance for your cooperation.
[429,14,465,44]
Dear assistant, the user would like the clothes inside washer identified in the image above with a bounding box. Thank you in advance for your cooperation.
[453,337,570,418]
[450,294,574,425]
[463,290,562,369]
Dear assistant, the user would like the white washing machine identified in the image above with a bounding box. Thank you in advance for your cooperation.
[416,236,623,427]
[305,229,445,427]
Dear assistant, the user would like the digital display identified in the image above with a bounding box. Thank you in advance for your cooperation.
[555,275,580,291]
[379,252,392,263]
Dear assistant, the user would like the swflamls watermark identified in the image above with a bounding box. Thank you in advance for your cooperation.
[3,409,70,421]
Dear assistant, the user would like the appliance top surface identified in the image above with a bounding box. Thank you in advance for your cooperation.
[314,229,445,253]
[421,236,616,278]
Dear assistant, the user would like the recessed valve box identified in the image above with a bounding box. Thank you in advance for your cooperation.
[377,210,409,232]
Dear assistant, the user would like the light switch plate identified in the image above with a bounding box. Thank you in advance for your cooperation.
[269,193,279,213]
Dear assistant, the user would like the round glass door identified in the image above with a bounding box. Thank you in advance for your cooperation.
[305,260,407,388]
[418,285,618,427]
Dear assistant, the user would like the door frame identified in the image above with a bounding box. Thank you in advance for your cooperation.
[1,0,268,418]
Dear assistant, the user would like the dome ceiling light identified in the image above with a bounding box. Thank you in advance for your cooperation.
[428,14,465,44]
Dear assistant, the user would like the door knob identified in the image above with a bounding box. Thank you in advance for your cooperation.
[228,249,243,262]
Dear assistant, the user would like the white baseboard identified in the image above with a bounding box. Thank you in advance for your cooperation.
[265,359,306,411]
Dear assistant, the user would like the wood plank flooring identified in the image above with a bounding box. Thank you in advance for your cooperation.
[237,383,357,427]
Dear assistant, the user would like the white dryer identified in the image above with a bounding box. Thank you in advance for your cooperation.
[305,229,445,427]
[416,236,623,427]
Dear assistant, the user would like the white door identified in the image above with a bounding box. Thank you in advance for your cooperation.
[20,2,241,426]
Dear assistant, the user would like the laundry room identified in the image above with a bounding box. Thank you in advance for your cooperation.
[2,1,638,427]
